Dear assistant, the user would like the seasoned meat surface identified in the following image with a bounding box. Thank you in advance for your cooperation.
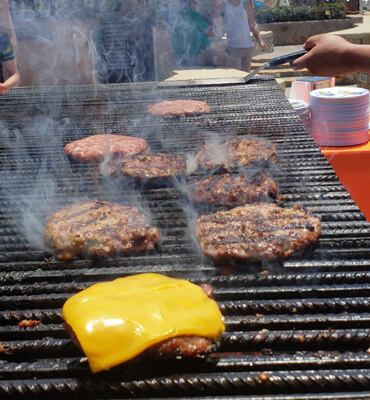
[196,203,322,262]
[147,100,211,118]
[147,336,215,358]
[196,137,277,172]
[106,153,186,180]
[64,134,148,163]
[44,200,161,259]
[188,173,277,206]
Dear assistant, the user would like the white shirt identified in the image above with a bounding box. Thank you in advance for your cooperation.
[224,0,254,49]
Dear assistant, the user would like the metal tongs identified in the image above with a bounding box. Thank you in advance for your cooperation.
[158,49,308,88]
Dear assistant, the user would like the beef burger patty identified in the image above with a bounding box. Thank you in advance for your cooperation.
[64,134,148,163]
[62,274,225,372]
[196,137,277,172]
[188,172,278,206]
[106,153,187,180]
[196,203,321,262]
[44,200,161,259]
[147,100,211,118]
[64,281,218,364]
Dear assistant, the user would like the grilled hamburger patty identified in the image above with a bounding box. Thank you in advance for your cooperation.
[188,172,278,206]
[147,100,211,118]
[147,336,214,358]
[64,134,148,163]
[196,137,277,172]
[106,153,187,180]
[196,203,321,262]
[64,281,217,362]
[44,200,161,259]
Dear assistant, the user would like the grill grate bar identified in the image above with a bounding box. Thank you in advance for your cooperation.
[2,327,370,362]
[3,284,370,307]
[2,352,370,379]
[3,296,370,326]
[2,370,370,399]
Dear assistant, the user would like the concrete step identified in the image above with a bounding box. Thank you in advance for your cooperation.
[252,57,276,64]
[348,14,363,24]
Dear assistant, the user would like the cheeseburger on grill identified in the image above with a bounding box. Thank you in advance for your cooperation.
[62,273,225,373]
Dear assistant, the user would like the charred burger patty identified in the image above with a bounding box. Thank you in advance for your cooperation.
[106,153,187,180]
[196,203,322,262]
[147,100,211,118]
[188,172,278,206]
[44,200,161,259]
[196,137,277,172]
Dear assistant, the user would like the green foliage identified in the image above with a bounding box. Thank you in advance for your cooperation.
[254,2,346,23]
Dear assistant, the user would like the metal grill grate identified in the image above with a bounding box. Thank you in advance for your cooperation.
[0,79,370,399]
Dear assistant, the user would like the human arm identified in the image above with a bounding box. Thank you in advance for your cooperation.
[291,34,370,76]
[208,2,226,22]
[0,30,20,94]
[0,57,20,94]
[0,0,16,50]
[204,25,215,38]
[206,3,226,37]
[245,1,267,51]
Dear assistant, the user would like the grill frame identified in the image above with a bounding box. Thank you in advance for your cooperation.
[1,79,370,399]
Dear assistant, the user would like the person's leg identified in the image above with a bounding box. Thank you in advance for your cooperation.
[226,47,241,70]
[239,47,254,72]
[213,49,234,68]
[183,49,215,67]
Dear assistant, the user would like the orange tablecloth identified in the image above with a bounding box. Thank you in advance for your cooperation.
[320,135,370,221]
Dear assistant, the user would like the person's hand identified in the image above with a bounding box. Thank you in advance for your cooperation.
[205,25,215,38]
[258,40,268,51]
[0,83,7,94]
[291,34,355,76]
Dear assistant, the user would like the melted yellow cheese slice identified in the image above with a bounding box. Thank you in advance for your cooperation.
[62,273,225,373]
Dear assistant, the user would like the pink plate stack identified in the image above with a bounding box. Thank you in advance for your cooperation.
[309,87,370,147]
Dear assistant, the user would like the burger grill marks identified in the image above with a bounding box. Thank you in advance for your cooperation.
[187,172,278,206]
[104,153,187,181]
[44,200,161,260]
[196,203,322,262]
[195,137,277,173]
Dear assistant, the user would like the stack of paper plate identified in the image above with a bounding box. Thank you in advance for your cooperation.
[289,99,310,128]
[309,87,370,146]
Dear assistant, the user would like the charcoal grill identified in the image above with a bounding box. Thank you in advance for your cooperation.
[1,78,370,400]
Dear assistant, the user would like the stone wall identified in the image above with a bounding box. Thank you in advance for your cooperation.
[259,18,354,45]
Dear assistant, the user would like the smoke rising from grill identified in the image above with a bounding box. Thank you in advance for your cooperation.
[0,2,319,269]
[8,1,155,86]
